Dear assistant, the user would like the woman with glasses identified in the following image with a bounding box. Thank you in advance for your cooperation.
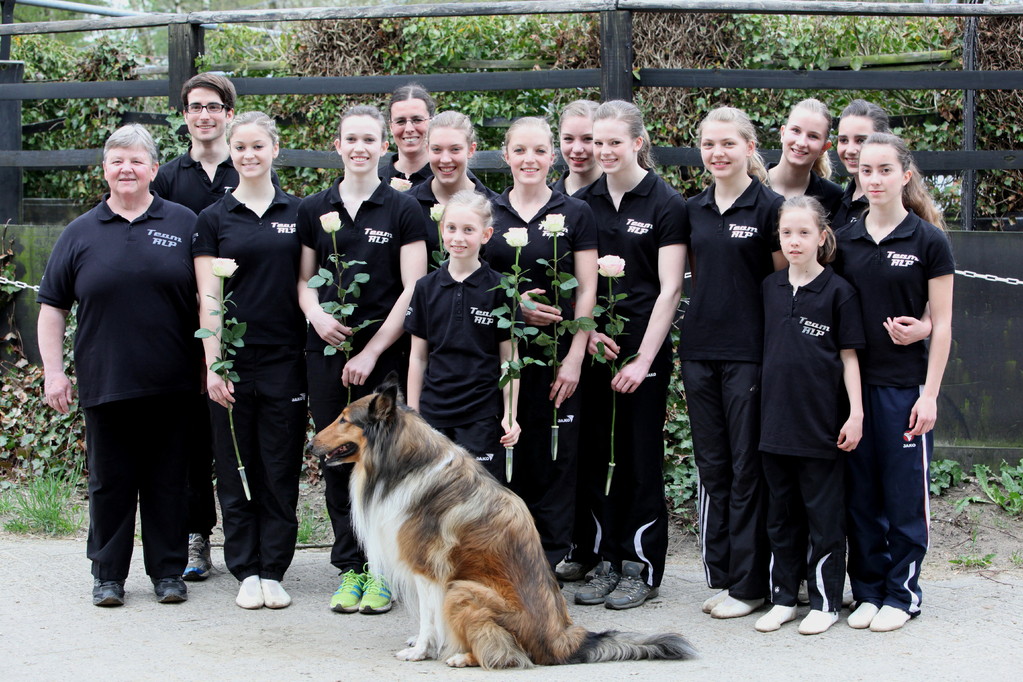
[380,84,436,188]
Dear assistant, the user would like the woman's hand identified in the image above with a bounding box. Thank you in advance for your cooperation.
[206,369,236,409]
[611,354,649,394]
[44,371,74,414]
[499,418,521,448]
[837,415,863,451]
[521,288,562,327]
[588,331,619,361]
[884,316,931,346]
[309,309,353,348]
[549,355,582,407]
[908,395,937,436]
[342,350,378,387]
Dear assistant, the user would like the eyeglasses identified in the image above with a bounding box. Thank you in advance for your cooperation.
[391,117,430,127]
[185,103,227,114]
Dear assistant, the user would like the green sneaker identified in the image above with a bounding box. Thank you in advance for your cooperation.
[329,569,364,613]
[359,572,393,614]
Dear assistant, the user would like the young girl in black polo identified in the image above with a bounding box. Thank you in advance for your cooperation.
[834,133,954,633]
[833,99,891,229]
[404,190,521,479]
[755,196,865,636]
[680,106,785,620]
[552,99,601,196]
[767,98,843,217]
[380,83,436,188]
[407,111,497,260]
[297,104,428,615]
[484,117,598,570]
[193,112,305,610]
[571,100,686,610]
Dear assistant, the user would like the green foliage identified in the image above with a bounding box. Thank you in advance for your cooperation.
[930,458,967,496]
[949,552,996,569]
[663,332,696,524]
[296,499,330,545]
[973,460,1023,515]
[1,311,86,479]
[2,463,85,535]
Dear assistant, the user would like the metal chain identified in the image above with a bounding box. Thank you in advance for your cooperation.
[955,270,1023,286]
[0,275,40,293]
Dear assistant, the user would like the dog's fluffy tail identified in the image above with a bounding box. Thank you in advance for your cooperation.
[566,630,698,664]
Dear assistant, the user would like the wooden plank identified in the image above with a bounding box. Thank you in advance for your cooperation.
[962,17,978,232]
[447,59,552,70]
[600,10,634,102]
[191,2,614,24]
[8,148,1023,174]
[232,70,602,96]
[620,1,1023,17]
[167,23,204,108]
[637,68,1023,91]
[0,61,22,222]
[0,79,166,101]
[1,0,14,60]
[0,13,181,37]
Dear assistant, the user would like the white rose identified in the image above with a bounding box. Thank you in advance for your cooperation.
[540,213,567,237]
[319,211,342,233]
[211,257,239,278]
[389,177,413,192]
[430,203,445,223]
[504,227,530,249]
[596,255,626,278]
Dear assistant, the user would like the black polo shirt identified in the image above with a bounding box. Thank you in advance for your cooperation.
[192,188,304,347]
[152,149,280,215]
[37,194,200,408]
[576,170,687,354]
[833,210,954,387]
[678,177,784,363]
[767,163,844,221]
[378,152,433,188]
[297,178,429,352]
[550,174,599,197]
[760,266,865,459]
[404,261,512,427]
[406,173,498,256]
[831,178,869,230]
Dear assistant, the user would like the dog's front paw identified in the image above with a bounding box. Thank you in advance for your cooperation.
[395,646,431,662]
[445,652,478,668]
[405,634,418,647]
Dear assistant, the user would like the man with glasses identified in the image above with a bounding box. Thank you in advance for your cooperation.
[151,73,239,584]
[153,73,239,215]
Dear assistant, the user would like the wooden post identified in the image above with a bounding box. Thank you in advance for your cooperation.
[1,0,14,61]
[0,60,23,224]
[167,22,204,109]
[962,16,977,231]
[600,10,633,102]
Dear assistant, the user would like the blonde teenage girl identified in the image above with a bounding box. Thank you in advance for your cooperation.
[553,99,602,195]
[767,98,843,216]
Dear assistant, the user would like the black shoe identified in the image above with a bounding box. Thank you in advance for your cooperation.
[604,560,658,610]
[153,576,188,603]
[574,561,621,605]
[93,578,125,607]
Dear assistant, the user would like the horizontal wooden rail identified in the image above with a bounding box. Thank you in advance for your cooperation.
[5,1,1023,37]
[6,148,1022,175]
[638,68,1023,91]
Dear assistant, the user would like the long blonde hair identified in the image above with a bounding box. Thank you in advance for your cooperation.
[594,100,654,170]
[862,133,946,230]
[698,106,768,182]
[786,98,833,179]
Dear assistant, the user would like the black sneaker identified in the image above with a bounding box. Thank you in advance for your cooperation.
[93,578,125,607]
[574,561,621,605]
[604,560,658,610]
[153,576,188,604]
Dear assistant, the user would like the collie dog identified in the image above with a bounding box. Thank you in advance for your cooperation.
[310,381,696,670]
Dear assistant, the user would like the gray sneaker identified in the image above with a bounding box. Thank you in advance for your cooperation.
[555,559,595,582]
[182,533,212,581]
[574,561,621,605]
[604,560,658,609]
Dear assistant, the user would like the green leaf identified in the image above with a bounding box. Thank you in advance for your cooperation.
[194,328,216,339]
[353,273,370,284]
[307,275,327,289]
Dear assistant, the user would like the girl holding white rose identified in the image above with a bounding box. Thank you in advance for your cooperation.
[484,117,599,570]
[296,104,428,615]
[193,112,306,610]
[570,100,687,610]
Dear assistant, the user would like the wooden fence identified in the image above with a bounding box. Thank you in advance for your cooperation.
[3,0,1023,230]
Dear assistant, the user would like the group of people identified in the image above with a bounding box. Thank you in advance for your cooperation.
[38,73,952,638]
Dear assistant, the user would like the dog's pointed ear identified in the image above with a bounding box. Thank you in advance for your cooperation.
[369,382,401,424]
[374,371,406,405]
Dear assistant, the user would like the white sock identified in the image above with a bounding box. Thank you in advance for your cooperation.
[754,604,797,632]
[847,602,879,629]
[711,595,764,619]
[702,589,729,614]
[236,575,264,609]
[260,579,292,609]
[799,609,839,635]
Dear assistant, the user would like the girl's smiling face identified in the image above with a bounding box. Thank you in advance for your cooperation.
[560,115,596,176]
[592,118,642,175]
[780,109,831,170]
[229,123,278,181]
[836,115,876,175]
[335,115,388,175]
[858,142,911,210]
[505,125,554,188]
[429,127,475,187]
[441,205,492,260]
[700,120,754,181]
[778,207,826,269]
